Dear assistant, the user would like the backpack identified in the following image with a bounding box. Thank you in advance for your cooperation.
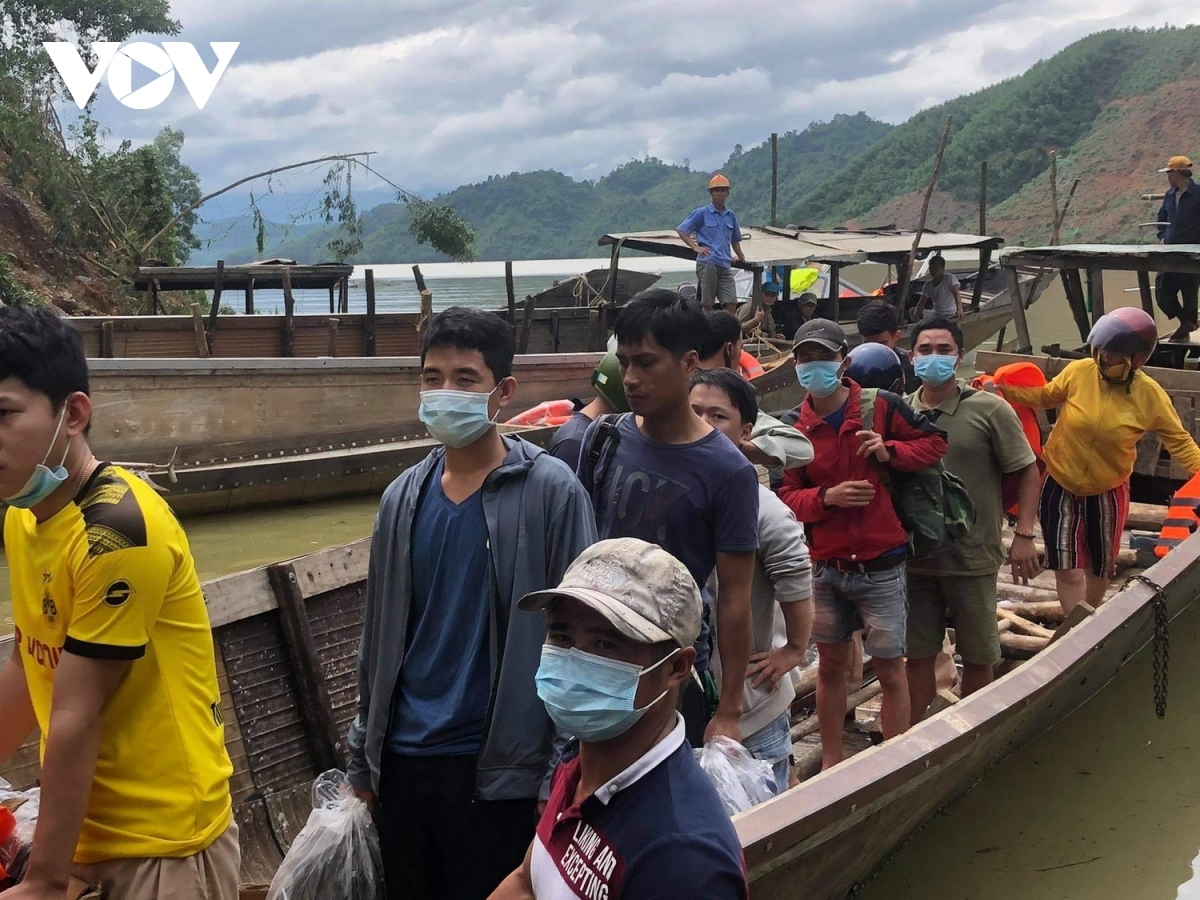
[860,388,976,557]
[581,412,633,523]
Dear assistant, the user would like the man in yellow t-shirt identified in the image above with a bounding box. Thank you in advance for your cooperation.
[0,306,236,900]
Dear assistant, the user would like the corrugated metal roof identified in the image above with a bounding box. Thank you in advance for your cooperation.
[1000,244,1200,266]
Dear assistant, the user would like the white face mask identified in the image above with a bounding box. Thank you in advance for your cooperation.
[418,385,500,449]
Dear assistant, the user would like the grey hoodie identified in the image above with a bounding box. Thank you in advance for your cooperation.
[346,436,597,800]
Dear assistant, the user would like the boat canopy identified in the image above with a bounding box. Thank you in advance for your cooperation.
[132,262,355,292]
[598,226,1003,269]
[1000,244,1200,274]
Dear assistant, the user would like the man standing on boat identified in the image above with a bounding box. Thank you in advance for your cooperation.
[904,317,1042,723]
[0,306,238,899]
[347,308,597,900]
[677,174,747,311]
[779,319,947,769]
[576,290,759,747]
[1156,155,1200,342]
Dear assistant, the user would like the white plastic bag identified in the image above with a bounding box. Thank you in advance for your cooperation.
[695,736,778,816]
[266,770,384,900]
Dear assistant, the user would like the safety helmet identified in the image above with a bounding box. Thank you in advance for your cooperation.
[845,342,902,391]
[591,351,631,412]
[708,173,731,190]
[1086,307,1158,370]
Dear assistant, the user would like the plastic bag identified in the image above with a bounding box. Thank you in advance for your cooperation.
[0,778,39,886]
[694,736,778,816]
[265,770,384,900]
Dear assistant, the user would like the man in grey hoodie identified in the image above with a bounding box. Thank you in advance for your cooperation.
[346,308,597,900]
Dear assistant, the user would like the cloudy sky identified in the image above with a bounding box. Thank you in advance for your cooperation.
[71,0,1197,218]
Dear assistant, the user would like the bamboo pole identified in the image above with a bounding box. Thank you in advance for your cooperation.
[897,115,953,309]
[979,159,988,235]
[770,132,779,228]
[1049,152,1060,244]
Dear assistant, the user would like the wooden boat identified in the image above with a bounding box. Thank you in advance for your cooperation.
[978,242,1200,502]
[527,267,660,308]
[3,514,1192,896]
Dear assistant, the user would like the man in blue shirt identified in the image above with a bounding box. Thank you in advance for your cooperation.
[347,307,597,900]
[490,538,749,900]
[1156,154,1200,342]
[677,173,747,310]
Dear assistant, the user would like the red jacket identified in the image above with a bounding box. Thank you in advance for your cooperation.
[778,380,947,563]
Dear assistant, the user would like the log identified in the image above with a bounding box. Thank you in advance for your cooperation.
[517,294,536,354]
[1049,601,1094,645]
[1002,537,1136,568]
[996,600,1065,623]
[999,632,1048,659]
[412,264,428,295]
[794,743,824,783]
[996,607,1055,639]
[417,289,433,342]
[1127,502,1168,531]
[789,681,883,742]
[996,582,1062,605]
[190,303,210,358]
[997,618,1013,634]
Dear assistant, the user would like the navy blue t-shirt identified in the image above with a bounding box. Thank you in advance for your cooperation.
[576,416,759,588]
[531,720,748,899]
[388,458,492,755]
[548,411,593,468]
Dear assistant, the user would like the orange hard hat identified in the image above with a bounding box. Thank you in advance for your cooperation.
[708,173,731,190]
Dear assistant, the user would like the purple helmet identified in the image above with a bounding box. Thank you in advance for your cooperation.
[1086,307,1158,369]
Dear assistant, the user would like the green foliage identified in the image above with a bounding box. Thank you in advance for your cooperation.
[404,198,475,261]
[0,253,39,306]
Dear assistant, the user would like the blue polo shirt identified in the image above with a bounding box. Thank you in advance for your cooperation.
[530,716,748,899]
[678,204,744,268]
[1158,181,1200,244]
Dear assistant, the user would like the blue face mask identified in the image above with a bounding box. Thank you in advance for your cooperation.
[535,644,680,742]
[6,407,70,509]
[913,353,958,386]
[419,386,499,449]
[795,360,843,398]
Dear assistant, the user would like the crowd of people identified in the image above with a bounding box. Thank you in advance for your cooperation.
[1,160,1200,900]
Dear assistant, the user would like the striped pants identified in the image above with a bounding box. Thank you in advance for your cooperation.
[1038,473,1130,578]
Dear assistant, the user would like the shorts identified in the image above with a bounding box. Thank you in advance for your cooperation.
[697,262,737,308]
[69,822,240,900]
[906,571,1001,666]
[1039,473,1130,578]
[811,559,908,659]
[741,711,791,794]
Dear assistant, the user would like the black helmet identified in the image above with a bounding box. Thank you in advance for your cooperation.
[846,342,902,391]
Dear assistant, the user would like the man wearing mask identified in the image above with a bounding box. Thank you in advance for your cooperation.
[491,539,749,899]
[778,319,946,770]
[1156,155,1200,342]
[347,307,597,900]
[856,300,920,393]
[905,317,1042,723]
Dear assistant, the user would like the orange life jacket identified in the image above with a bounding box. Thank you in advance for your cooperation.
[740,350,765,380]
[972,362,1047,517]
[1156,474,1200,558]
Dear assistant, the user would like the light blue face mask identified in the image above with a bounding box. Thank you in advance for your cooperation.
[795,360,843,398]
[419,386,499,449]
[535,644,680,743]
[6,406,70,509]
[913,353,958,386]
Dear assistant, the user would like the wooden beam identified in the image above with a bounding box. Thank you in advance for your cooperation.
[518,294,536,353]
[1060,268,1091,343]
[1138,269,1154,316]
[281,268,295,358]
[749,267,763,317]
[969,246,991,312]
[979,159,988,235]
[266,564,344,772]
[328,285,335,314]
[770,132,778,228]
[1049,601,1095,645]
[588,308,602,352]
[505,260,516,325]
[1086,267,1105,325]
[245,276,255,315]
[339,276,349,314]
[607,242,621,307]
[996,607,1055,639]
[327,318,340,357]
[205,258,224,354]
[100,320,114,358]
[364,269,377,357]
[190,303,210,358]
[1005,266,1033,353]
[829,264,841,323]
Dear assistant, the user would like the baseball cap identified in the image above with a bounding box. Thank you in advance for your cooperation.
[792,317,848,353]
[518,538,702,648]
[1159,155,1194,173]
[762,280,781,294]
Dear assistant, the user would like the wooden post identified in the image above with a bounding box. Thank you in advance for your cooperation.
[205,259,224,354]
[607,242,621,307]
[518,295,536,353]
[829,264,842,323]
[281,268,295,358]
[550,310,561,353]
[1005,266,1032,353]
[969,246,991,312]
[267,564,344,771]
[1086,267,1106,325]
[100,320,114,359]
[994,325,1007,352]
[328,285,335,314]
[1061,268,1091,342]
[245,277,255,314]
[749,267,763,317]
[1049,151,1060,244]
[341,276,349,314]
[505,260,516,325]
[1137,269,1154,316]
[327,318,340,357]
[770,132,778,227]
[412,264,428,296]
[190,303,210,358]
[364,268,377,357]
[588,308,602,351]
[898,114,953,308]
[417,289,433,343]
[979,159,988,235]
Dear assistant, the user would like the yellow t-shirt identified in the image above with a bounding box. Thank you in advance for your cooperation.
[1002,357,1200,496]
[5,465,232,864]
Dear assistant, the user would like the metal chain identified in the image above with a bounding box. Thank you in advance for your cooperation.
[1127,574,1170,719]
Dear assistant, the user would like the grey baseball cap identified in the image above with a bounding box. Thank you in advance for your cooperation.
[792,317,848,353]
[518,538,702,648]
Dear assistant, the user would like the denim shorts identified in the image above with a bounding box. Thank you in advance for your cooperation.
[811,559,908,658]
[741,711,791,794]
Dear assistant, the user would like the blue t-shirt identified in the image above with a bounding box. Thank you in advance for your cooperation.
[677,204,744,269]
[388,459,492,755]
[531,721,748,899]
[576,415,759,588]
[548,411,593,468]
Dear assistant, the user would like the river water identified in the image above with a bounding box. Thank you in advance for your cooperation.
[5,261,1197,897]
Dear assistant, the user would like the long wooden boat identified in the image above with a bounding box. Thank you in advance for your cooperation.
[3,520,1192,896]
